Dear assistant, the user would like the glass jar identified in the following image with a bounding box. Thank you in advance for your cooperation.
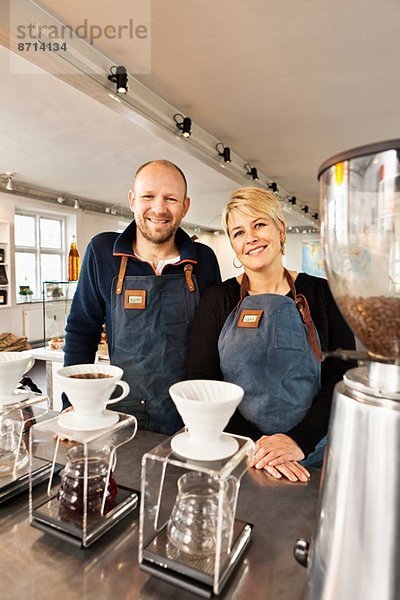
[319,140,400,360]
[167,471,235,556]
[58,444,117,515]
[0,417,28,476]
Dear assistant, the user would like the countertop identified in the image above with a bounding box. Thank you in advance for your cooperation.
[0,430,319,600]
[30,347,110,364]
[30,347,64,363]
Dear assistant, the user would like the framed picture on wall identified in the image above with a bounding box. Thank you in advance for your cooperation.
[0,290,7,305]
[302,241,326,278]
[0,248,4,263]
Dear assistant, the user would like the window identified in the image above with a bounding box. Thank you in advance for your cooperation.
[15,211,66,300]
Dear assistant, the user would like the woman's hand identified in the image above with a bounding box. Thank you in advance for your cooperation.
[250,433,305,468]
[247,461,309,486]
[262,460,310,483]
[248,434,310,481]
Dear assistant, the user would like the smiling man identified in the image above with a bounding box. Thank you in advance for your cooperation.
[64,160,221,433]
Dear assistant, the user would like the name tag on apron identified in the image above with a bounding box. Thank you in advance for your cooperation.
[237,309,263,328]
[124,289,146,309]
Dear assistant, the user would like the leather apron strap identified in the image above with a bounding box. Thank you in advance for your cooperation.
[184,264,196,292]
[285,269,322,363]
[116,256,128,295]
[240,270,321,362]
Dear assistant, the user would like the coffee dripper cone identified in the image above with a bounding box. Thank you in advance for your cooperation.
[169,380,244,443]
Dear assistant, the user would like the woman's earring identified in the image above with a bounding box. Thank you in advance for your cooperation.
[280,240,286,255]
[233,257,243,269]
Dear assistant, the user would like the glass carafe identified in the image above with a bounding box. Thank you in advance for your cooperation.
[58,444,117,516]
[167,471,236,556]
[319,140,400,360]
[0,416,28,476]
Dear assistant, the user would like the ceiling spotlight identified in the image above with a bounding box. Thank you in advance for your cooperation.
[174,113,192,137]
[244,163,258,180]
[74,199,80,210]
[107,65,128,94]
[302,205,309,214]
[268,182,278,193]
[288,196,297,205]
[312,212,319,220]
[5,172,13,191]
[57,196,65,204]
[215,143,231,163]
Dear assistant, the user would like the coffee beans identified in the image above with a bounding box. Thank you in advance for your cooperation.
[337,296,400,359]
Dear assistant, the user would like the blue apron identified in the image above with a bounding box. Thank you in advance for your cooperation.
[110,257,200,434]
[218,273,325,467]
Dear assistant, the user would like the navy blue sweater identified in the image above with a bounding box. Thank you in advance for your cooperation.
[64,221,221,367]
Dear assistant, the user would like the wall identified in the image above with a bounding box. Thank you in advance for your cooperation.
[284,233,323,274]
[192,231,239,281]
[77,212,130,256]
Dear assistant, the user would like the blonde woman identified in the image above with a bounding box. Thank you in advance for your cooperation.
[187,187,355,482]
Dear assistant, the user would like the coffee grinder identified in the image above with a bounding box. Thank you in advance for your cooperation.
[294,140,400,599]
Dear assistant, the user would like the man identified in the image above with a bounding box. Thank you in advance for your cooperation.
[63,160,221,434]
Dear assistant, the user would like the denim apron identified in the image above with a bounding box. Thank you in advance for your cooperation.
[110,257,199,434]
[218,271,325,466]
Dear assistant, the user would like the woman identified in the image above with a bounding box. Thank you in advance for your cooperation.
[187,187,355,482]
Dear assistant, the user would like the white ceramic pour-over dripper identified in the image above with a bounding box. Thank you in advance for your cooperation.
[56,364,130,431]
[169,380,244,460]
[0,351,35,404]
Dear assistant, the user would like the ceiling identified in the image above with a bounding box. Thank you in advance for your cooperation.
[1,0,400,228]
[0,45,240,228]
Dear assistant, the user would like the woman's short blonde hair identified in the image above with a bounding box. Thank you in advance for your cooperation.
[222,187,287,250]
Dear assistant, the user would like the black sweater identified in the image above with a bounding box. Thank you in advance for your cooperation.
[186,273,356,457]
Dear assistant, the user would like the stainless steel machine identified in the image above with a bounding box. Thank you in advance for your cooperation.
[295,140,400,599]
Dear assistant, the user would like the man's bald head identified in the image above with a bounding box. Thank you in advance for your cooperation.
[133,160,188,198]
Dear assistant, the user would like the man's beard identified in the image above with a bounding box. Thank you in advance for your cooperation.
[136,215,179,244]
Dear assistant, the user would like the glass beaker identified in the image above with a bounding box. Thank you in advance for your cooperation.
[58,444,118,516]
[0,416,28,476]
[167,471,236,557]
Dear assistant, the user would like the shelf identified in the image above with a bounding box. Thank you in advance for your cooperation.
[0,221,11,307]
